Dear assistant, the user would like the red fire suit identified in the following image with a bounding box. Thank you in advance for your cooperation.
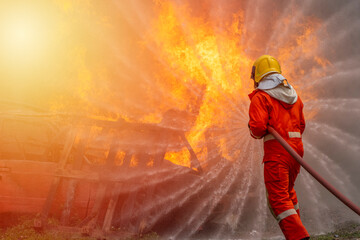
[248,89,309,240]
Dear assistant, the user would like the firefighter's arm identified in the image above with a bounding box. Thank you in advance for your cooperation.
[248,94,269,139]
[299,97,306,134]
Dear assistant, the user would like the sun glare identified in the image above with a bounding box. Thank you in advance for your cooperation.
[5,18,42,57]
[0,9,49,65]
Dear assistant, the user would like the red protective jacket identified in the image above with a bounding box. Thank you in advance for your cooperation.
[248,89,305,161]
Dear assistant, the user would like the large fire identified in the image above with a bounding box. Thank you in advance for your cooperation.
[0,0,331,168]
[137,0,331,167]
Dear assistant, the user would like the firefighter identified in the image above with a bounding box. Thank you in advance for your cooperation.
[248,55,310,240]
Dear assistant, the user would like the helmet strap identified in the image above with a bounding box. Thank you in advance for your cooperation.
[253,80,259,89]
[251,66,255,80]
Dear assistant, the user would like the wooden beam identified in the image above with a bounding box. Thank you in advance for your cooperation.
[102,182,123,232]
[180,133,203,173]
[39,128,76,226]
[61,128,90,225]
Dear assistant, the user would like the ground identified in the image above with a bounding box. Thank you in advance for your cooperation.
[0,216,359,240]
[0,216,159,240]
[311,222,360,240]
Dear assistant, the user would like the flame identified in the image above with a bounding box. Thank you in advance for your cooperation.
[147,1,253,166]
[146,1,330,166]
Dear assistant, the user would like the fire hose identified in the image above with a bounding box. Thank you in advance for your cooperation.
[267,126,360,216]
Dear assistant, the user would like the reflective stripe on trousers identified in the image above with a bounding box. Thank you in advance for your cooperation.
[294,202,299,211]
[276,208,297,223]
[275,202,299,222]
[264,131,301,142]
[266,189,300,222]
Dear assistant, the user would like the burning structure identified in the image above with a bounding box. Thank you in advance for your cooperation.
[0,100,206,238]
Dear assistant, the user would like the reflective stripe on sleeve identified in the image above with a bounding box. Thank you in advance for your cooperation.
[276,208,297,223]
[294,202,299,210]
[263,134,275,142]
[250,129,262,139]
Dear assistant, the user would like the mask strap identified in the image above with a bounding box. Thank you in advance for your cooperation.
[283,79,289,87]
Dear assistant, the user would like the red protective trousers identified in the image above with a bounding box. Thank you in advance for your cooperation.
[248,89,310,240]
[264,153,308,240]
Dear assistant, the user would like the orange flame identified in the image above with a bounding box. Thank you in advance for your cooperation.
[144,1,332,167]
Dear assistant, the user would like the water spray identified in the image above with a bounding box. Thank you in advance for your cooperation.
[268,126,360,216]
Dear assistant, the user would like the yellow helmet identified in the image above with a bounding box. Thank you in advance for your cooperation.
[251,55,282,83]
